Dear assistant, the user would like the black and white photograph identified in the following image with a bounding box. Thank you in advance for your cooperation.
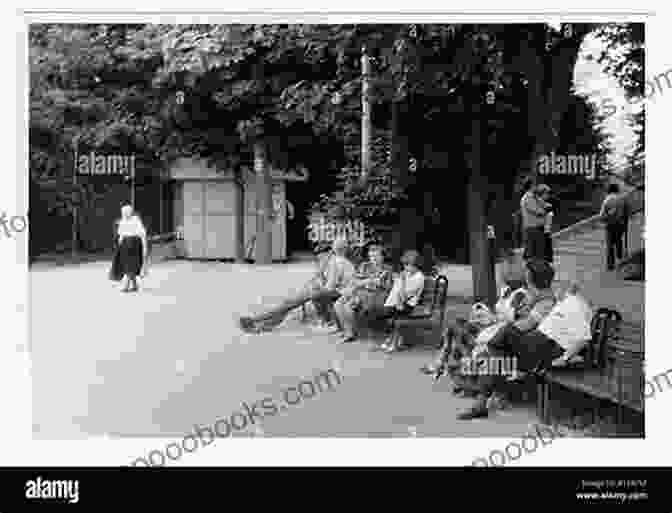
[26,16,650,466]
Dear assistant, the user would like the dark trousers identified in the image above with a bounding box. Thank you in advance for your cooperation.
[523,226,546,261]
[487,324,565,372]
[439,320,481,391]
[543,233,554,263]
[369,304,414,322]
[312,290,342,323]
[606,223,626,270]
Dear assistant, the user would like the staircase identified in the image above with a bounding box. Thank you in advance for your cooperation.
[541,194,645,415]
[515,189,644,355]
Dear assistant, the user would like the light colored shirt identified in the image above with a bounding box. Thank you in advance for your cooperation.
[520,191,549,229]
[324,255,356,292]
[384,270,425,308]
[538,293,593,355]
[117,216,146,240]
[513,288,556,332]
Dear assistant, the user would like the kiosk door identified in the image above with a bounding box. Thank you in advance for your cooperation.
[182,181,205,258]
[204,181,236,259]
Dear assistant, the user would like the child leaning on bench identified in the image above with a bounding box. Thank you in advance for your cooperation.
[420,279,529,389]
[455,260,561,420]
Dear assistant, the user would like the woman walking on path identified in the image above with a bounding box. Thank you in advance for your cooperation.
[333,244,393,343]
[112,204,147,293]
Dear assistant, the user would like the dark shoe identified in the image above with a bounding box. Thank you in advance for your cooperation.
[420,364,438,375]
[457,399,489,420]
[239,317,256,333]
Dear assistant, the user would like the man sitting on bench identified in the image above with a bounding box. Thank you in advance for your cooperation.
[238,237,355,333]
[456,259,557,420]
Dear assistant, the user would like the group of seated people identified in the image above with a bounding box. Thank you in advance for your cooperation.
[421,257,587,420]
[238,236,428,353]
[239,237,587,422]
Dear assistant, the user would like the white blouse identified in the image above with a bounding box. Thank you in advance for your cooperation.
[384,270,425,308]
[117,216,146,240]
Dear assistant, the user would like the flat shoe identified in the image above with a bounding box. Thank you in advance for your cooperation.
[457,404,489,420]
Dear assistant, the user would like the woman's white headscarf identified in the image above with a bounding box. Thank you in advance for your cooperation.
[117,205,146,238]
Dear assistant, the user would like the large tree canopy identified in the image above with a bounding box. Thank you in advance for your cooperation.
[595,22,645,181]
[30,22,621,288]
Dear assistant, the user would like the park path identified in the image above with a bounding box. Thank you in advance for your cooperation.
[30,259,538,442]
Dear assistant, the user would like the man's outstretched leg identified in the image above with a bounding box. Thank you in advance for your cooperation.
[238,287,314,333]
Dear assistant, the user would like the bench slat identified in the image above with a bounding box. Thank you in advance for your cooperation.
[546,370,619,402]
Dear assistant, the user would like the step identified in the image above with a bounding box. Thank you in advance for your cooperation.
[555,242,604,250]
[554,248,604,256]
[555,231,605,241]
[556,238,605,248]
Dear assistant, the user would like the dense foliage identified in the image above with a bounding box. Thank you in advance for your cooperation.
[595,23,645,174]
[29,22,629,272]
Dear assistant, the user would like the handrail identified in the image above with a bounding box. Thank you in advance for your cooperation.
[148,231,178,243]
[550,214,603,241]
[513,185,644,249]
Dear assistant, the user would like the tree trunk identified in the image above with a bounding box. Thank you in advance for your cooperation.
[513,27,588,181]
[361,47,372,179]
[390,99,419,268]
[254,141,273,264]
[234,169,246,262]
[467,116,496,306]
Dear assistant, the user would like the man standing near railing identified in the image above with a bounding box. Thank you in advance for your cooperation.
[521,182,552,262]
[599,184,628,271]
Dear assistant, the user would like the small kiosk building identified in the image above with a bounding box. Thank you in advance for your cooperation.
[168,157,307,261]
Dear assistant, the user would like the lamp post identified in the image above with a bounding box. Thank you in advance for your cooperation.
[361,45,372,179]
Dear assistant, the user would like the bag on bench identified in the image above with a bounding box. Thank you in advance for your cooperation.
[537,291,593,365]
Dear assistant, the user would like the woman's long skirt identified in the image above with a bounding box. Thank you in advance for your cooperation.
[118,235,143,278]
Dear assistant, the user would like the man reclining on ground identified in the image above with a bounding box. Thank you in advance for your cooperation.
[238,237,355,333]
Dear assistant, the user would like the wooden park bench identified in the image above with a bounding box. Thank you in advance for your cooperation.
[388,274,450,350]
[535,307,644,430]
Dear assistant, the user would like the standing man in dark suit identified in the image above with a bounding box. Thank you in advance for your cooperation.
[600,184,628,271]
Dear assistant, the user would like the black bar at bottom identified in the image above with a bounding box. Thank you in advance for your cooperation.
[1,467,666,510]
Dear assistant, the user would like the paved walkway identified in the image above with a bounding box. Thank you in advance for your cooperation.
[30,260,540,441]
